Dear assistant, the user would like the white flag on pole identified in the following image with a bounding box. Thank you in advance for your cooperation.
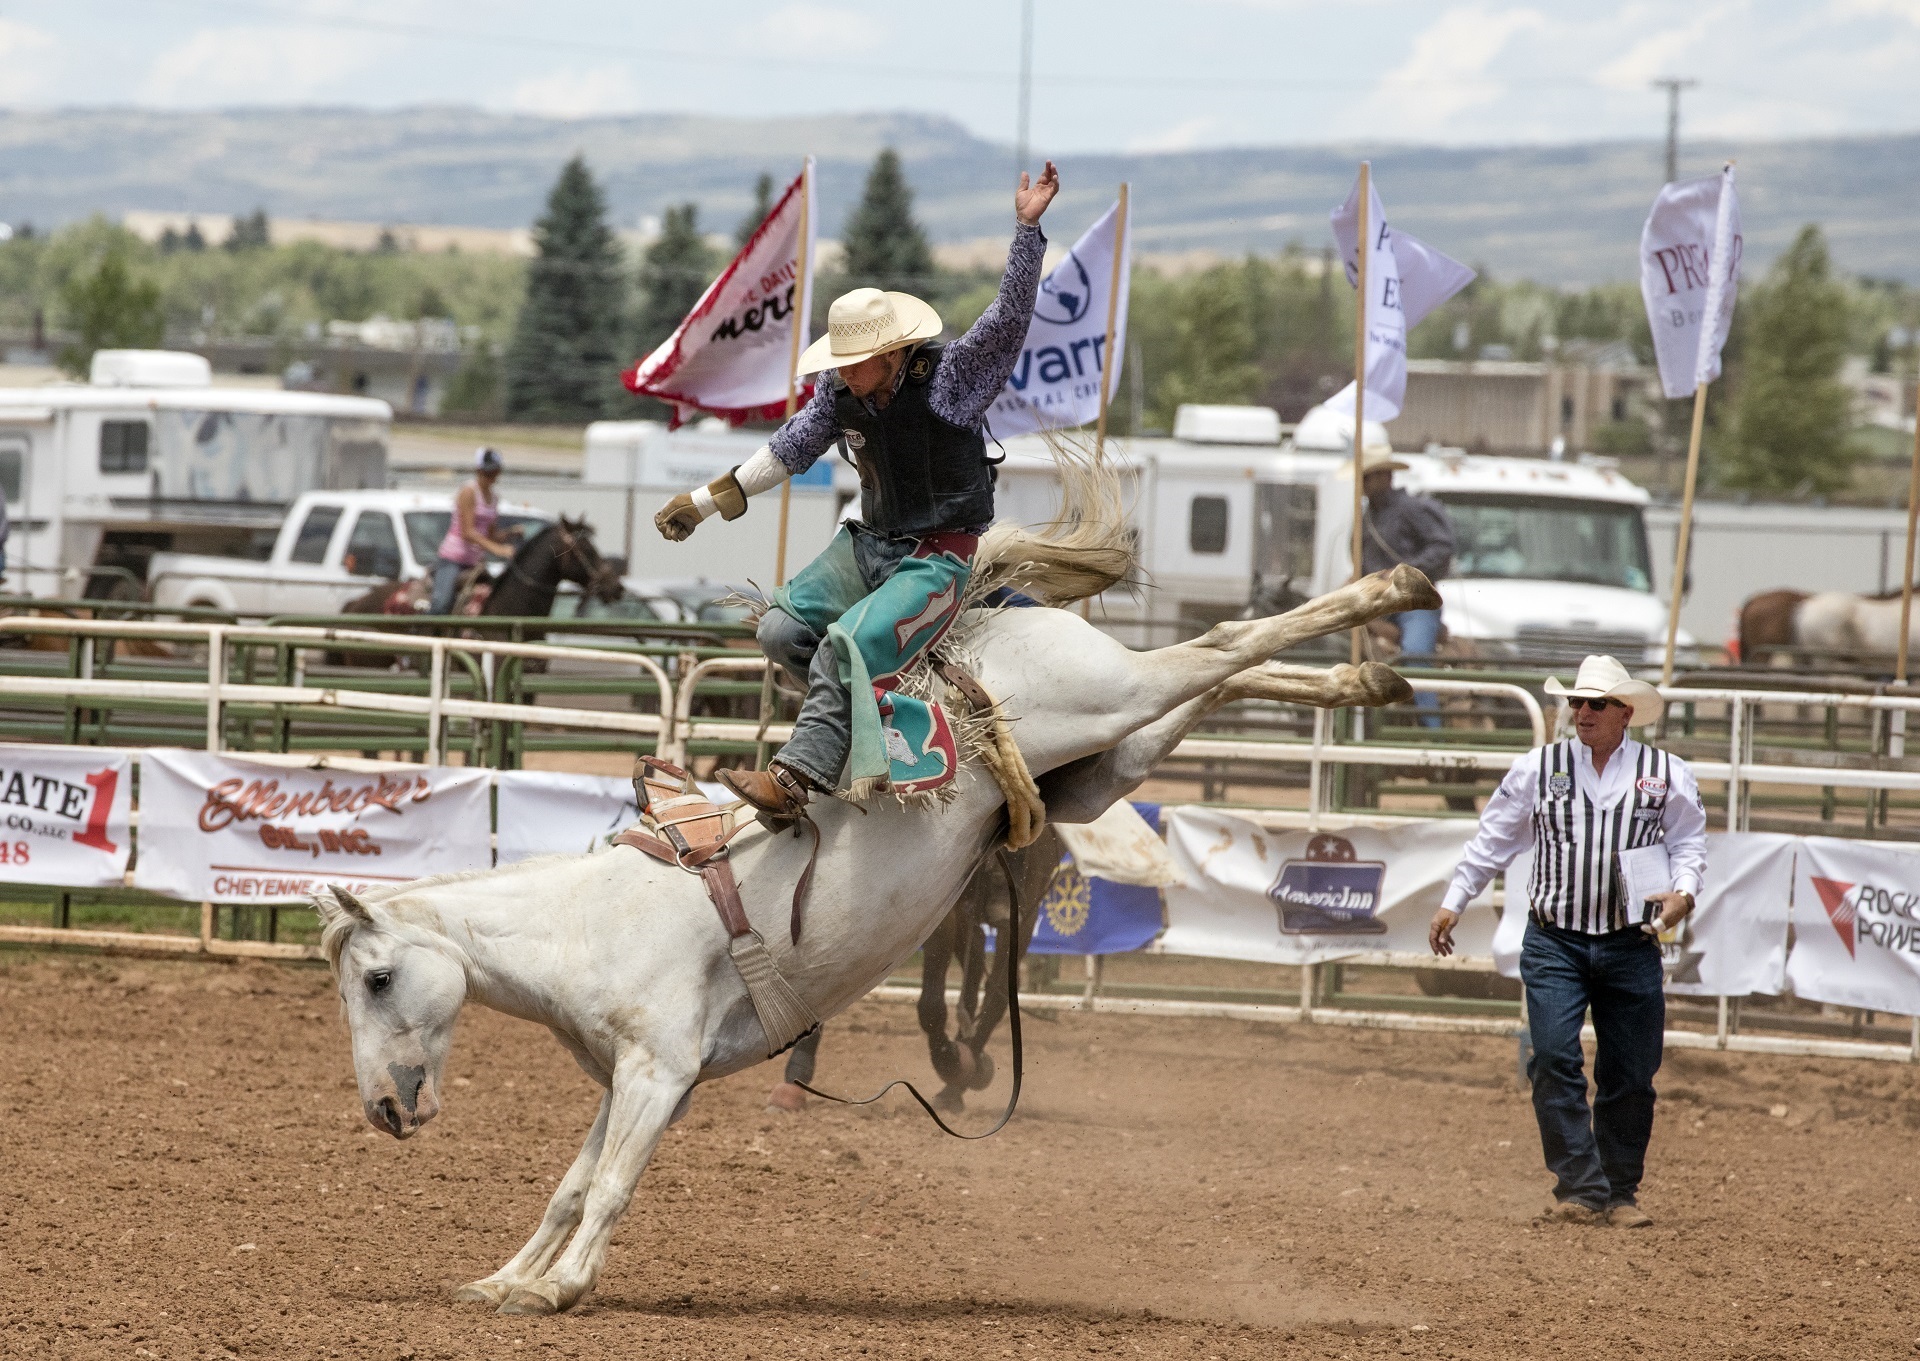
[1639,163,1742,400]
[988,196,1131,436]
[1323,175,1475,423]
[623,159,816,428]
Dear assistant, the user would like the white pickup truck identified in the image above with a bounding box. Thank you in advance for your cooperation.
[147,489,551,616]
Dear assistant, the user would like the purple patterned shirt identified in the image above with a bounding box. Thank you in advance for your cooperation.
[770,221,1047,474]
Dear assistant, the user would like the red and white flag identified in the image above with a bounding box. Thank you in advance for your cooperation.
[623,159,816,428]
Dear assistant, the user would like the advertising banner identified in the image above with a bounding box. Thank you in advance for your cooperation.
[1030,802,1168,956]
[494,769,640,864]
[1160,809,1499,964]
[1639,163,1742,399]
[0,744,131,888]
[133,751,491,903]
[1786,836,1920,1015]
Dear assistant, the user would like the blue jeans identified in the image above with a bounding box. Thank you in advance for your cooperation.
[1393,608,1441,728]
[1520,920,1665,1211]
[429,557,469,615]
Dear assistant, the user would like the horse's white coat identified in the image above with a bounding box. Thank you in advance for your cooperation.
[1794,591,1920,657]
[319,567,1433,1315]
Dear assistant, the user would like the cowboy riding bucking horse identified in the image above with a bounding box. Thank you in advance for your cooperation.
[655,161,1062,819]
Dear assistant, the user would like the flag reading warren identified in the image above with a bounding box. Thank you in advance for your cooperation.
[1639,164,1742,400]
[988,197,1131,436]
[624,160,816,427]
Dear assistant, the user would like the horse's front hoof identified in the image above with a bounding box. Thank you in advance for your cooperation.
[453,1279,510,1306]
[962,1048,996,1090]
[499,1282,562,1316]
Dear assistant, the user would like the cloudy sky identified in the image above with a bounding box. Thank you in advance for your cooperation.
[4,0,1919,151]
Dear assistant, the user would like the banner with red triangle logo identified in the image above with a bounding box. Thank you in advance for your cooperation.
[1787,838,1920,1015]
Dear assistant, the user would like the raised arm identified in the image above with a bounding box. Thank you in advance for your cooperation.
[926,161,1060,429]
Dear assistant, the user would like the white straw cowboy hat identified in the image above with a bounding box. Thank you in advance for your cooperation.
[1359,446,1408,473]
[796,287,942,375]
[1544,654,1664,726]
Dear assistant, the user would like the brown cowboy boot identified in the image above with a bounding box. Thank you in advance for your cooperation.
[719,762,812,824]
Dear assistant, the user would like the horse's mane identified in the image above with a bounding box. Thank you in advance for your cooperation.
[967,431,1137,609]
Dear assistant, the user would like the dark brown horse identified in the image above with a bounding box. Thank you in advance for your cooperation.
[768,826,1065,1114]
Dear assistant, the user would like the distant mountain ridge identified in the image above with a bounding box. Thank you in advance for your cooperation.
[2,107,1916,284]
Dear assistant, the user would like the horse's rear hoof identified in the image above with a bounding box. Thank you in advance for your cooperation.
[962,1048,996,1090]
[932,1084,966,1114]
[453,1280,507,1306]
[499,1284,561,1316]
[766,1081,807,1114]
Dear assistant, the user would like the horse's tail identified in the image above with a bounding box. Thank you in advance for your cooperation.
[969,430,1138,608]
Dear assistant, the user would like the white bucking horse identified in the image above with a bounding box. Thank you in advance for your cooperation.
[314,505,1436,1316]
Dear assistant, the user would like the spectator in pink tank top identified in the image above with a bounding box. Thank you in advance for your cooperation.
[429,448,519,614]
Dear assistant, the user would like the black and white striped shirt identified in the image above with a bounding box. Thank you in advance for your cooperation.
[1442,737,1708,933]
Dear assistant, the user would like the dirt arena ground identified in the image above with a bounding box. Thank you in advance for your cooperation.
[5,951,1918,1360]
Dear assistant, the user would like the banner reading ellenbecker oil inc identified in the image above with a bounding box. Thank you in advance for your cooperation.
[0,744,132,888]
[133,751,490,904]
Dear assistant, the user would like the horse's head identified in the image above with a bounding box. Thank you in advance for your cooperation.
[314,885,465,1139]
[553,516,623,605]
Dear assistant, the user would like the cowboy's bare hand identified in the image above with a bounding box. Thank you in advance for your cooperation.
[655,493,703,542]
[1644,891,1694,935]
[1429,907,1460,957]
[1016,161,1060,225]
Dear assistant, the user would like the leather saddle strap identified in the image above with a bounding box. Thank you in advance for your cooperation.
[788,817,821,945]
[932,658,995,714]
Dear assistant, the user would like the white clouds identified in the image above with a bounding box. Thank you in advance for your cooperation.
[140,26,371,104]
[744,3,885,56]
[1373,5,1546,126]
[1594,6,1730,89]
[1127,117,1219,153]
[0,19,59,102]
[1830,0,1920,24]
[505,65,642,119]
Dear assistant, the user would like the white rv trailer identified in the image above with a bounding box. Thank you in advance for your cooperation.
[994,403,1686,662]
[0,350,390,598]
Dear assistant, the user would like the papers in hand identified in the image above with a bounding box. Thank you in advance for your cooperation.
[1617,843,1673,924]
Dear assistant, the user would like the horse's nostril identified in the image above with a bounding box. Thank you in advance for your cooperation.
[375,1096,403,1134]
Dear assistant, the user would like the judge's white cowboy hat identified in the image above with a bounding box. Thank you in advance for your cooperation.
[1359,447,1408,473]
[796,287,942,375]
[1544,654,1664,727]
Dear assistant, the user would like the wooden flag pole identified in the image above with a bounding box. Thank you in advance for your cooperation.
[1094,183,1130,458]
[773,162,812,592]
[1897,393,1920,685]
[758,161,811,767]
[1659,380,1709,686]
[1349,161,1371,667]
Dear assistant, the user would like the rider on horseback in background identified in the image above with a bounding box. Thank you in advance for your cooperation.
[655,162,1061,820]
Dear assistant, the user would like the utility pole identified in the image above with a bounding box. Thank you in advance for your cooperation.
[1651,77,1697,183]
[1016,0,1034,178]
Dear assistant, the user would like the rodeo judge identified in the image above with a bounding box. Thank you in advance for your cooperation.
[1428,654,1706,1228]
[654,162,1061,819]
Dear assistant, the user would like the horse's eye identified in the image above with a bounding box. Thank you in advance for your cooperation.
[366,969,392,994]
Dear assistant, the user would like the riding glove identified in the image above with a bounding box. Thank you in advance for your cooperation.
[654,446,789,541]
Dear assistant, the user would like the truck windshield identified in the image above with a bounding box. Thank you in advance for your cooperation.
[404,511,552,563]
[1436,494,1653,593]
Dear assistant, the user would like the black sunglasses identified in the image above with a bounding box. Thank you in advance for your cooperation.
[1568,696,1623,712]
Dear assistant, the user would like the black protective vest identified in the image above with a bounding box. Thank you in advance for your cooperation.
[834,343,996,536]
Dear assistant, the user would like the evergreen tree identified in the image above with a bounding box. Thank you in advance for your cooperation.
[632,203,717,357]
[841,149,935,294]
[736,172,773,248]
[504,156,628,421]
[1719,225,1854,495]
[56,241,165,377]
[443,339,504,419]
[224,208,270,252]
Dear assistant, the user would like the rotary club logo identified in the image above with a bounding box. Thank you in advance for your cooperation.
[1041,863,1092,937]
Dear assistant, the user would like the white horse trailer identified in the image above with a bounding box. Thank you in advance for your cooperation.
[0,350,390,600]
[994,403,1687,663]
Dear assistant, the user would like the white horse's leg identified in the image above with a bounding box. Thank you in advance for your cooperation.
[452,1092,612,1305]
[1041,661,1407,822]
[499,1060,693,1315]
